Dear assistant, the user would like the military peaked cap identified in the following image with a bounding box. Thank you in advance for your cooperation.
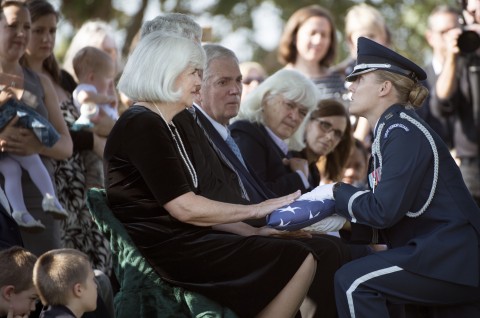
[346,37,427,82]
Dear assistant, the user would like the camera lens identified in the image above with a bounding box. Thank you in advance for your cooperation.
[458,30,480,53]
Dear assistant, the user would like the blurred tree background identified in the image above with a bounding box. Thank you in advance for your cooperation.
[56,0,459,73]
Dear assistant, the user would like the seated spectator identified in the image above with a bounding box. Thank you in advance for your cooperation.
[239,61,267,100]
[105,30,316,317]
[342,138,369,188]
[290,99,353,187]
[33,248,97,318]
[230,69,318,196]
[0,246,38,318]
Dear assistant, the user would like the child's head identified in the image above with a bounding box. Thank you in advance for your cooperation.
[342,138,369,187]
[33,248,97,313]
[0,246,38,317]
[73,46,115,96]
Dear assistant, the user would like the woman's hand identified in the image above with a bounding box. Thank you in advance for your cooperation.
[252,190,301,219]
[261,227,313,239]
[91,108,115,137]
[8,127,43,156]
[0,117,43,155]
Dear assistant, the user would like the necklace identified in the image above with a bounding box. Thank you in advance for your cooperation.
[153,103,198,188]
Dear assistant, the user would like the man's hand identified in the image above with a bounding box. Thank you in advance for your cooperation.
[283,157,309,178]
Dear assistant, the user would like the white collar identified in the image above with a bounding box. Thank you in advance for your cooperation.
[195,104,230,140]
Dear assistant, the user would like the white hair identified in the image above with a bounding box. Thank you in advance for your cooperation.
[234,69,319,151]
[118,32,205,103]
[140,13,202,42]
[202,44,239,82]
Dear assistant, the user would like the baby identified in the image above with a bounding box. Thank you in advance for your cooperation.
[72,46,118,188]
[0,87,66,232]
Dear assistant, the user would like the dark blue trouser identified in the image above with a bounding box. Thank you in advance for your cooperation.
[335,254,480,318]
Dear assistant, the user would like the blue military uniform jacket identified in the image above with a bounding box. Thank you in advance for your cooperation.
[335,104,480,287]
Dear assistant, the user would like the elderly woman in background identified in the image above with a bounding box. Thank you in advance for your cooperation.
[290,99,353,187]
[106,31,317,318]
[230,69,317,196]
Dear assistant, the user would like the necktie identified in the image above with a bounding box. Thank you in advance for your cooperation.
[225,135,247,168]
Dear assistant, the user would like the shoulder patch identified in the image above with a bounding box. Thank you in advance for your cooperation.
[384,123,409,139]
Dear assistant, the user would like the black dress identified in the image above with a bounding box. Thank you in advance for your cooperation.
[104,105,313,317]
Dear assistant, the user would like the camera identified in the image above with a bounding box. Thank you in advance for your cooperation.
[458,0,480,53]
[458,28,480,53]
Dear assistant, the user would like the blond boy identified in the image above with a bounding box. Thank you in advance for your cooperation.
[0,246,38,318]
[33,249,97,318]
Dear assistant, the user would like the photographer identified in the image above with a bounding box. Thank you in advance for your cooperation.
[434,0,480,205]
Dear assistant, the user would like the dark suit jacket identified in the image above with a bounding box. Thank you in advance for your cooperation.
[173,109,248,204]
[194,106,275,204]
[230,120,308,196]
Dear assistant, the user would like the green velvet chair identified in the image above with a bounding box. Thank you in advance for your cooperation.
[86,188,238,318]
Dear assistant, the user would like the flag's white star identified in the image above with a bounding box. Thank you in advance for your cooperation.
[277,206,300,214]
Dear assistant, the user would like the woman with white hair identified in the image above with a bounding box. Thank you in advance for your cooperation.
[105,31,317,318]
[230,69,318,196]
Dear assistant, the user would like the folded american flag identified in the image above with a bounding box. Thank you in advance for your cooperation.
[267,199,336,231]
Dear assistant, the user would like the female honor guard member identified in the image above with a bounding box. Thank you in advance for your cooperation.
[310,37,480,317]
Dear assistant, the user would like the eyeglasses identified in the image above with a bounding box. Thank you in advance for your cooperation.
[313,119,344,141]
[242,77,265,85]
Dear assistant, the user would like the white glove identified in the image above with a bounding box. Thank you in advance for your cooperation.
[298,183,335,201]
[304,215,346,233]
